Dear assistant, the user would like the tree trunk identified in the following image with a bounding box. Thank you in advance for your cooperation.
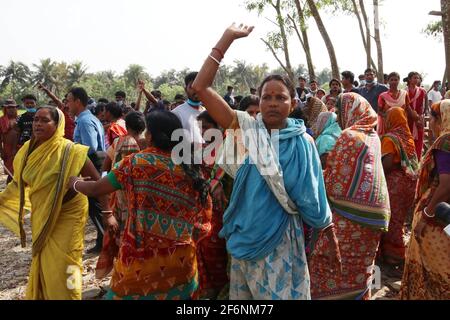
[442,0,450,86]
[305,0,340,79]
[273,0,295,82]
[358,0,371,69]
[294,0,316,80]
[373,0,384,81]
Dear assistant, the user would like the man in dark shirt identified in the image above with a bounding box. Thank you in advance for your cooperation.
[358,68,389,113]
[341,71,359,93]
[296,76,309,103]
[224,86,235,108]
[17,94,38,147]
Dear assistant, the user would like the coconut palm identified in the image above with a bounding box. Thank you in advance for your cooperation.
[1,61,32,100]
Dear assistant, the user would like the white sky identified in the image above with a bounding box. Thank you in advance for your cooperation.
[0,0,445,85]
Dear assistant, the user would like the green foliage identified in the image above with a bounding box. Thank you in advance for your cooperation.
[423,20,443,40]
[0,59,334,104]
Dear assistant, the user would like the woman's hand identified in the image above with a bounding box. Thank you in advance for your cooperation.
[67,176,91,191]
[103,214,119,235]
[325,227,342,274]
[223,23,255,41]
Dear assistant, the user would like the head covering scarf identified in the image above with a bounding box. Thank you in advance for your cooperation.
[219,111,332,261]
[325,93,390,231]
[315,112,342,156]
[382,107,419,177]
[415,99,450,212]
[304,97,328,135]
[336,93,378,132]
[0,107,89,299]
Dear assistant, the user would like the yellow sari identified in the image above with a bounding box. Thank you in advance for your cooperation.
[0,108,89,300]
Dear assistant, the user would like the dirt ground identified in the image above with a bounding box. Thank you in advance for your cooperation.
[0,169,401,300]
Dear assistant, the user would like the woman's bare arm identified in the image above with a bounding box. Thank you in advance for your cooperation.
[192,23,254,129]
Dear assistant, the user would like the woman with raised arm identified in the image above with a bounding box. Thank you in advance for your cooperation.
[191,23,341,300]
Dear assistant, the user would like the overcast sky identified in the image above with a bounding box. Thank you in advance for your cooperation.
[0,0,445,85]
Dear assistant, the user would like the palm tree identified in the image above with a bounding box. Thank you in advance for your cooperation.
[1,61,32,100]
[67,61,87,87]
[33,58,57,91]
[123,64,148,88]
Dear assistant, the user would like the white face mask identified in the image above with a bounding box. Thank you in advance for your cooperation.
[117,101,124,107]
[360,80,366,86]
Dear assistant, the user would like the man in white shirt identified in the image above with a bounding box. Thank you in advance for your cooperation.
[428,81,443,106]
[172,72,205,144]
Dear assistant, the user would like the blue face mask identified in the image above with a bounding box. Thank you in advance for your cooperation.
[187,99,201,107]
[365,79,375,85]
[27,108,37,113]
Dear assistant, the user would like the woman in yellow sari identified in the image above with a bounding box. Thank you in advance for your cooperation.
[400,100,450,300]
[0,106,102,300]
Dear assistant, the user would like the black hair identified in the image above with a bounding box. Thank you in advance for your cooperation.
[341,71,355,83]
[93,102,106,116]
[125,111,146,134]
[162,100,171,108]
[184,72,198,87]
[151,90,162,100]
[259,75,296,99]
[408,71,421,80]
[289,107,309,128]
[174,94,185,101]
[21,94,37,102]
[353,81,359,87]
[227,86,234,91]
[364,68,376,74]
[309,79,319,85]
[197,111,218,128]
[146,110,209,205]
[37,106,60,123]
[239,95,260,112]
[105,102,123,119]
[329,78,342,87]
[69,87,89,107]
[115,91,126,99]
[98,98,109,104]
[298,76,307,82]
[387,72,401,81]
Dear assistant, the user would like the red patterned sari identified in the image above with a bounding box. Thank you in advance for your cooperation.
[105,147,212,300]
[309,93,390,300]
[400,100,450,300]
[380,107,419,264]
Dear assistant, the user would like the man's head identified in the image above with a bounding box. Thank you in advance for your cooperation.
[21,94,37,111]
[151,90,162,101]
[184,72,200,102]
[2,99,18,118]
[329,79,342,94]
[105,102,123,122]
[341,71,355,87]
[66,87,89,117]
[433,80,441,90]
[298,76,307,89]
[250,87,257,95]
[115,91,126,104]
[309,80,319,92]
[227,86,234,94]
[364,68,376,85]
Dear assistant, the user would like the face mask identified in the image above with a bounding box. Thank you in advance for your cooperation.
[187,99,201,107]
[365,79,375,85]
[360,80,366,86]
[27,108,37,113]
[117,101,124,107]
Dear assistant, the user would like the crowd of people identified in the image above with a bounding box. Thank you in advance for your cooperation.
[0,23,449,300]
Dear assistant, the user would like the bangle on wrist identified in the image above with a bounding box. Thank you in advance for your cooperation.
[208,55,221,66]
[73,179,81,193]
[423,207,435,219]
